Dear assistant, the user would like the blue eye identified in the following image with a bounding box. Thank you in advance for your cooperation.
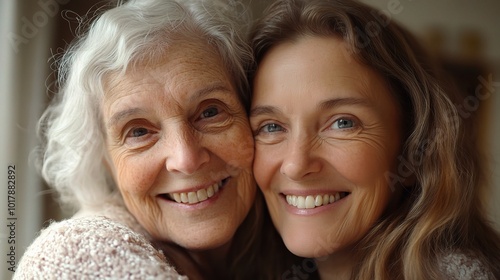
[332,118,354,129]
[261,123,284,133]
[201,107,219,118]
[130,127,149,137]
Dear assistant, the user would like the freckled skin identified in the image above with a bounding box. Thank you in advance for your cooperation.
[250,36,402,262]
[103,39,256,251]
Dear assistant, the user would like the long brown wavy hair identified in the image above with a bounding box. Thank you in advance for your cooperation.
[249,0,500,279]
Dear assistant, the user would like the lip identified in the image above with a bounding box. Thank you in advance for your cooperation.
[279,191,350,215]
[157,177,230,209]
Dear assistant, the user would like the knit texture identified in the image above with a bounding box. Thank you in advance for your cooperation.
[439,251,494,280]
[13,204,187,279]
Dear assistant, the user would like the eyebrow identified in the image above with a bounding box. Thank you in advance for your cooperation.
[107,107,146,129]
[106,83,232,129]
[250,105,282,117]
[318,97,374,111]
[250,97,373,117]
[190,83,233,102]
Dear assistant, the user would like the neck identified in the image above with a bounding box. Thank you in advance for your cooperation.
[157,240,232,280]
[315,247,354,280]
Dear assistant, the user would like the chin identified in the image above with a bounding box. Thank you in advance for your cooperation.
[172,225,237,251]
[281,229,347,259]
[180,236,232,252]
[285,241,330,259]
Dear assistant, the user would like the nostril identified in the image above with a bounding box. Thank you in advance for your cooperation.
[279,146,322,181]
[165,146,210,174]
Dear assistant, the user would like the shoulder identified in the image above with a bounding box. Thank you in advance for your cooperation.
[14,215,187,279]
[438,251,494,280]
[74,202,149,235]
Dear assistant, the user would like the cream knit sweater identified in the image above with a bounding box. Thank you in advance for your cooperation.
[13,203,187,279]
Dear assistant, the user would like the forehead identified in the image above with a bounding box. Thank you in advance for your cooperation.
[254,35,394,105]
[104,39,232,103]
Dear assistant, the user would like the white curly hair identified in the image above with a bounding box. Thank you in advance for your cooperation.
[37,0,253,212]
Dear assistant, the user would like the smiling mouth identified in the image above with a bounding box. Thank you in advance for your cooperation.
[160,178,229,205]
[284,192,350,209]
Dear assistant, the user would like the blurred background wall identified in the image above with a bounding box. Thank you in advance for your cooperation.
[1,0,499,278]
[358,0,500,232]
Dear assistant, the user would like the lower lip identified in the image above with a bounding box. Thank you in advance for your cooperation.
[157,180,229,210]
[281,194,349,216]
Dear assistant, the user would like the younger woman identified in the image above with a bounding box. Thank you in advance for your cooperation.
[249,0,500,279]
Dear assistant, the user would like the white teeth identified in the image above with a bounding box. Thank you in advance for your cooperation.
[285,192,347,209]
[207,185,214,198]
[197,189,208,202]
[167,180,223,205]
[305,195,315,209]
[323,194,329,206]
[297,196,306,209]
[188,192,198,204]
[314,195,323,206]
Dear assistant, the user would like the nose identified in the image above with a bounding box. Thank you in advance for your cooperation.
[165,127,210,175]
[280,135,322,181]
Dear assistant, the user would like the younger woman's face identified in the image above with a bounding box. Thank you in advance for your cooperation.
[250,35,402,258]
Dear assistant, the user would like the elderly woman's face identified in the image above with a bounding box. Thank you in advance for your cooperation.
[103,39,255,250]
[250,36,401,258]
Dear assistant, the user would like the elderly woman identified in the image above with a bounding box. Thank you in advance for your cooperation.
[14,0,264,279]
[249,0,500,279]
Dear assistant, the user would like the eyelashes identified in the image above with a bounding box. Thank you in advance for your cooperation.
[330,118,356,130]
[118,101,234,148]
[250,114,362,145]
[257,123,286,134]
[122,121,158,147]
[254,115,359,135]
[199,106,220,119]
[128,127,150,138]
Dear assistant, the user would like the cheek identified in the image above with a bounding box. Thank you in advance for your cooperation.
[333,145,396,235]
[110,149,161,195]
[214,123,254,171]
[350,180,392,223]
[331,143,395,187]
[253,144,275,191]
[331,143,395,212]
[217,124,256,209]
